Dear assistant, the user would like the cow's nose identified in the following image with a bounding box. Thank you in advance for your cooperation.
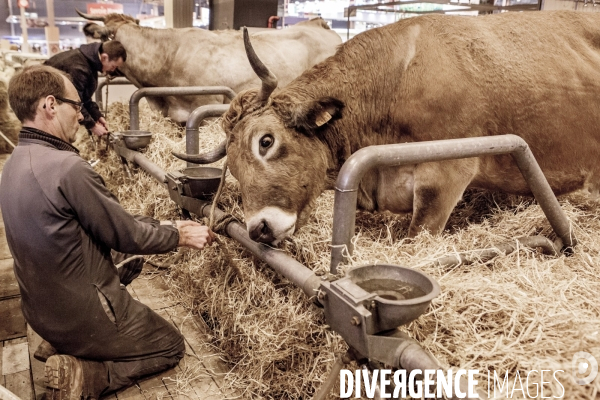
[249,220,276,244]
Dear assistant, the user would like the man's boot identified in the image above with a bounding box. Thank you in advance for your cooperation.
[45,355,109,400]
[34,340,58,362]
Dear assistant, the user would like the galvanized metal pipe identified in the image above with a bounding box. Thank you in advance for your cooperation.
[129,86,236,130]
[185,104,231,167]
[175,196,322,298]
[95,77,132,106]
[331,134,575,272]
[433,236,561,268]
[367,330,487,399]
[113,143,168,184]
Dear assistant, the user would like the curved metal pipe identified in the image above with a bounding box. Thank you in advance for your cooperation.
[432,236,562,268]
[95,77,133,106]
[367,330,487,399]
[128,86,236,131]
[183,199,322,298]
[182,104,230,167]
[331,135,576,272]
[113,143,168,184]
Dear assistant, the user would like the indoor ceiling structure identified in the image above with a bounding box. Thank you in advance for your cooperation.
[344,0,541,15]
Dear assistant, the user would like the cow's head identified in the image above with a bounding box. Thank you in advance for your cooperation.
[76,10,139,40]
[222,28,344,245]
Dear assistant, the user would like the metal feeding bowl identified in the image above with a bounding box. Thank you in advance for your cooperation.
[120,130,153,150]
[180,167,222,199]
[347,264,440,331]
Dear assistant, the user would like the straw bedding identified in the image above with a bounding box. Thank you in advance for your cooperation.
[79,101,600,399]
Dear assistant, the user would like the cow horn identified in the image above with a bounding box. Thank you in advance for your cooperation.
[76,9,105,21]
[243,27,277,104]
[171,140,227,164]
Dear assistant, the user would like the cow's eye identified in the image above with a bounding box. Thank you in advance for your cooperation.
[259,134,274,149]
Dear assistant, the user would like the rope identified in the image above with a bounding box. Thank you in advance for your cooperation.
[114,255,144,269]
[145,250,185,270]
[208,159,229,231]
[0,129,16,149]
[312,351,353,400]
[104,75,111,118]
[202,158,245,286]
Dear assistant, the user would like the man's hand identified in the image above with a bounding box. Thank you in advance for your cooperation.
[98,117,108,129]
[173,220,215,250]
[90,121,109,137]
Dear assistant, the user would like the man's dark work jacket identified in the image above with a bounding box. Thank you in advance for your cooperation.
[44,42,104,130]
[0,128,179,356]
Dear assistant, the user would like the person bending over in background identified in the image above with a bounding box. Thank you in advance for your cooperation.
[0,65,215,400]
[44,40,126,137]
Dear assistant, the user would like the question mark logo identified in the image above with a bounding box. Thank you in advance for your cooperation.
[572,352,598,385]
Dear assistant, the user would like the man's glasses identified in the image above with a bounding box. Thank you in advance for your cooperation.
[54,96,83,113]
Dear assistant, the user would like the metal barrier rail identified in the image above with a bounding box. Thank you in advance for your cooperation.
[330,134,576,272]
[129,86,236,131]
[95,77,133,107]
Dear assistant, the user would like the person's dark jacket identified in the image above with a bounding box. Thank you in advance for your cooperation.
[44,42,104,130]
[0,127,180,354]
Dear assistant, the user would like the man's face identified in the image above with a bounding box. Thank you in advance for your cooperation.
[101,55,123,74]
[56,76,83,143]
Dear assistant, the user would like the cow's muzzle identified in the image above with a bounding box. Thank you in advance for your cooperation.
[248,219,277,244]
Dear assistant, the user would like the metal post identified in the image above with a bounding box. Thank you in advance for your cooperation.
[330,135,575,272]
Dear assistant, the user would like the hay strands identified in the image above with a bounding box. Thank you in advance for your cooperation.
[112,140,489,399]
[88,102,599,399]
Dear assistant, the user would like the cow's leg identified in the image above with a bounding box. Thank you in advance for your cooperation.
[408,158,478,237]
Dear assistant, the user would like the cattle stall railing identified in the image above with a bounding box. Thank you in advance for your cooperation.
[110,135,486,400]
[184,104,230,167]
[95,77,134,108]
[331,134,576,273]
[128,86,236,131]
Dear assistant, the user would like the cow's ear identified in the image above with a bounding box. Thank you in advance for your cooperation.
[287,97,344,135]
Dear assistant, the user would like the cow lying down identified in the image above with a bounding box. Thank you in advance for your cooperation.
[177,11,600,245]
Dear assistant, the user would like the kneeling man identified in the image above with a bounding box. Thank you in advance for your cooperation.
[0,65,215,399]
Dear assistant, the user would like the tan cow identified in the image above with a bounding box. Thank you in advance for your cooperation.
[77,11,341,123]
[179,11,600,245]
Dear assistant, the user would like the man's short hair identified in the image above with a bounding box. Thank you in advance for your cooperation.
[8,65,68,123]
[101,41,127,62]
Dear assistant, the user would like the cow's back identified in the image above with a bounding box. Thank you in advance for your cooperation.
[423,12,600,195]
[298,11,600,195]
[114,22,341,123]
